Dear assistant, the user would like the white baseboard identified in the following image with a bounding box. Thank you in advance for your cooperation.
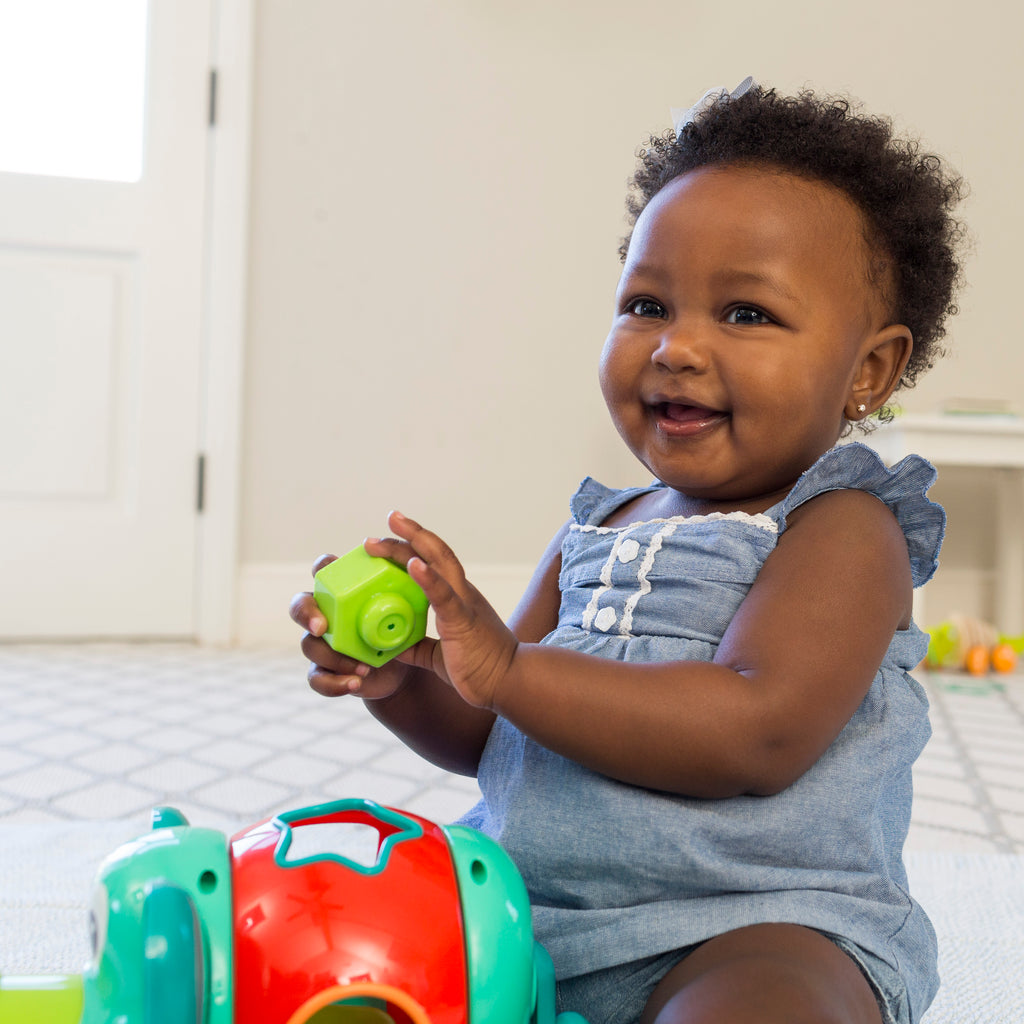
[235,560,536,648]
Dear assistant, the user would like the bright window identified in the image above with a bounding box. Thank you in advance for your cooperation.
[0,1,149,182]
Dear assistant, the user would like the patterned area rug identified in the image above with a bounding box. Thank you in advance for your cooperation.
[905,851,1024,1023]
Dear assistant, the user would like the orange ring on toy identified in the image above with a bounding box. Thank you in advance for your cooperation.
[283,983,433,1024]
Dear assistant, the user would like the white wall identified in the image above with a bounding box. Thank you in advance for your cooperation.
[237,0,1023,643]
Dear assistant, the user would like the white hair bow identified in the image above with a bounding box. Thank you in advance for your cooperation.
[671,76,757,137]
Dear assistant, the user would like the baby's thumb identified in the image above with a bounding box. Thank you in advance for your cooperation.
[290,592,327,636]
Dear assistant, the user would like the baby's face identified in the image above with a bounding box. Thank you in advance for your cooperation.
[600,164,894,514]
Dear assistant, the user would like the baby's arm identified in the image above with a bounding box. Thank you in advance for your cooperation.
[363,522,566,775]
[384,491,912,798]
[291,526,566,777]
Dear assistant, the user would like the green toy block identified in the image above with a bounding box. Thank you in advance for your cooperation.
[0,975,83,1024]
[314,545,429,667]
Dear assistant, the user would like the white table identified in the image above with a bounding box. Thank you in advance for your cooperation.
[858,413,1024,633]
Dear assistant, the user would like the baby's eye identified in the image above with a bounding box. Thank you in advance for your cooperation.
[725,305,772,325]
[626,298,666,318]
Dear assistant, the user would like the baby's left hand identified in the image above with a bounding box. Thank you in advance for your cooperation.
[367,511,519,710]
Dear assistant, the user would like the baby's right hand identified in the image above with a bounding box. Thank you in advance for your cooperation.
[290,554,410,701]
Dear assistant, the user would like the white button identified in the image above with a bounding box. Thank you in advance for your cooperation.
[617,539,641,563]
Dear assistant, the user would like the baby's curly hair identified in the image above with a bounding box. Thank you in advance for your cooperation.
[621,86,967,409]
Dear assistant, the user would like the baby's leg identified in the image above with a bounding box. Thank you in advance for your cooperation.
[640,924,883,1024]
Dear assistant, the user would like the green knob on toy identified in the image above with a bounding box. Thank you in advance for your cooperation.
[357,592,416,651]
[314,545,429,668]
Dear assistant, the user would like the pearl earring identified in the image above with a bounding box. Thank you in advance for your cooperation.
[856,404,867,414]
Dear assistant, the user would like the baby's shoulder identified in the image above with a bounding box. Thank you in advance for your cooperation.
[773,442,944,588]
[783,486,907,545]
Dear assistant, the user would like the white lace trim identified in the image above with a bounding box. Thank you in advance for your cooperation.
[619,522,677,635]
[572,510,778,535]
[577,511,775,637]
[581,530,631,631]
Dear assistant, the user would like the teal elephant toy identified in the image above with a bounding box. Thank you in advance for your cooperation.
[0,799,588,1024]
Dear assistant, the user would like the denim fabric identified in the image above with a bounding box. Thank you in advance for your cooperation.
[459,443,944,1024]
[832,935,913,1024]
[554,935,911,1024]
[555,947,699,1024]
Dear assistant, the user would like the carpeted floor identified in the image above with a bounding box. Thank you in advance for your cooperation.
[1,643,1022,1021]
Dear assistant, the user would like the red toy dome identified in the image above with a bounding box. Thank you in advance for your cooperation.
[230,800,468,1024]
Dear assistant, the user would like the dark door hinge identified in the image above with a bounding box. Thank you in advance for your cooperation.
[196,454,207,513]
[208,69,218,127]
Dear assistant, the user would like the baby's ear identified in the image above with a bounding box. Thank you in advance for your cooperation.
[846,324,913,421]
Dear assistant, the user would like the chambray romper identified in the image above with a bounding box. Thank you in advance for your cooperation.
[459,443,945,1024]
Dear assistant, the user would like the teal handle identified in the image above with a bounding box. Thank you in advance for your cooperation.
[142,885,203,1024]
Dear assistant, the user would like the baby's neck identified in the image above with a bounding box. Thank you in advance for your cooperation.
[605,487,784,528]
[660,490,778,519]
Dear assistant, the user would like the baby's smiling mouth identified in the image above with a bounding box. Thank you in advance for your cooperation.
[652,401,728,435]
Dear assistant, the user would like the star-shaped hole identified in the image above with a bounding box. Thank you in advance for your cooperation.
[273,799,423,876]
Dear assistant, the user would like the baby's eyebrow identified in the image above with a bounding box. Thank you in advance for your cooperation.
[711,268,799,304]
[619,260,671,286]
[619,262,801,306]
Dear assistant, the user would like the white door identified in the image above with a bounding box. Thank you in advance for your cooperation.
[0,1,213,638]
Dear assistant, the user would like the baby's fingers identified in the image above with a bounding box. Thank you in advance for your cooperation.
[363,535,416,570]
[311,552,338,576]
[384,510,467,585]
[288,553,341,635]
[404,555,461,616]
[307,662,366,698]
[289,591,328,637]
[364,534,457,612]
[299,629,368,675]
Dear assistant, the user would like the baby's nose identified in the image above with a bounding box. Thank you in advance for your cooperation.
[652,323,711,373]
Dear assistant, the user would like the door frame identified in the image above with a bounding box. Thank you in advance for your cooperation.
[196,0,253,645]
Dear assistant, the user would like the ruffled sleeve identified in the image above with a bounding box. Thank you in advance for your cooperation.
[569,477,662,527]
[774,442,945,588]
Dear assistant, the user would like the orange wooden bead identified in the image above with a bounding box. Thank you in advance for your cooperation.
[990,643,1018,674]
[964,644,990,676]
